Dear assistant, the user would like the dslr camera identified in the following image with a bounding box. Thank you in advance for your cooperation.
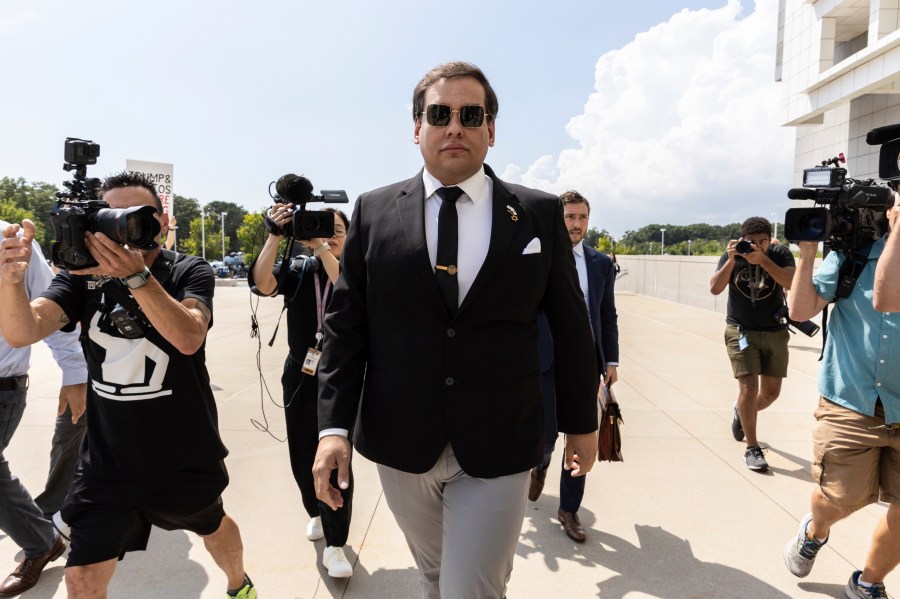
[50,138,161,270]
[784,123,900,253]
[772,304,820,337]
[269,174,348,240]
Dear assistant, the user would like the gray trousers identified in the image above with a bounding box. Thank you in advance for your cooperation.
[377,445,530,599]
[0,388,58,557]
[34,403,86,517]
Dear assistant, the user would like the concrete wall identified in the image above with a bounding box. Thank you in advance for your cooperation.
[614,255,727,314]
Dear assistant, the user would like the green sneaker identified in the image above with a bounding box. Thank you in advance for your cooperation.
[227,575,256,599]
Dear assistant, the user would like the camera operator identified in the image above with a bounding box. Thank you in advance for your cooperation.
[874,191,900,311]
[249,204,353,578]
[710,216,795,472]
[0,172,257,599]
[783,202,900,597]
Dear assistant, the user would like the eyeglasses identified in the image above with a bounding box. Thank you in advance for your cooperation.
[332,229,347,238]
[420,104,491,128]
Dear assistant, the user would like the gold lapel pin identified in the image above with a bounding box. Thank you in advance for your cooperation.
[506,205,519,222]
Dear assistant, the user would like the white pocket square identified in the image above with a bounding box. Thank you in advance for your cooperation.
[522,237,541,255]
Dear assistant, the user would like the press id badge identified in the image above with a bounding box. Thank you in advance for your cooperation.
[301,347,322,375]
[738,334,749,352]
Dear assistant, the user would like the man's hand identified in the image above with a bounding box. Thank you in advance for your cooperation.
[741,243,768,265]
[69,232,146,278]
[604,365,618,387]
[0,220,35,284]
[58,383,87,423]
[313,435,352,510]
[563,432,597,477]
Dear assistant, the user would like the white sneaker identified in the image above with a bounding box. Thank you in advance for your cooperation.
[306,516,324,541]
[322,545,353,578]
[52,511,71,541]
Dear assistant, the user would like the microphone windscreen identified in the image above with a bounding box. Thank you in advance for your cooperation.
[275,174,314,204]
[787,188,817,200]
[866,124,900,146]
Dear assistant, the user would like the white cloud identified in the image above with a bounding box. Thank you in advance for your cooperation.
[501,0,794,236]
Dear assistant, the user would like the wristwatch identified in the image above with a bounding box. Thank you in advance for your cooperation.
[120,267,152,290]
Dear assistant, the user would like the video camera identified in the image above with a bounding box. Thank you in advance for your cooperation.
[50,138,161,270]
[268,174,349,240]
[784,123,900,253]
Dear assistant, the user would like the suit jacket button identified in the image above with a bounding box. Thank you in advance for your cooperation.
[447,328,456,338]
[445,377,454,386]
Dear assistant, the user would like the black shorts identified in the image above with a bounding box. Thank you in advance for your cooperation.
[62,461,229,567]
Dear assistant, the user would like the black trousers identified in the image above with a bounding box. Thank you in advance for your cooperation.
[283,356,353,547]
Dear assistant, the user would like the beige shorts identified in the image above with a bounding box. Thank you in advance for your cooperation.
[724,325,789,378]
[812,396,900,509]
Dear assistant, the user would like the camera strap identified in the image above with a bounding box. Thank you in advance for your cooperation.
[101,279,153,330]
[817,242,875,360]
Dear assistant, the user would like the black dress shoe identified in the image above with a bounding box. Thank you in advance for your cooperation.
[557,508,586,543]
[528,467,547,502]
[0,534,65,596]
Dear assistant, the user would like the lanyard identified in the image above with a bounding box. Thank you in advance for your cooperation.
[313,274,332,349]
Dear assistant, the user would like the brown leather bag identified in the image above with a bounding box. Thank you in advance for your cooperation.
[597,384,623,462]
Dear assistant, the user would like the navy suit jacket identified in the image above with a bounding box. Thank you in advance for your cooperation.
[539,243,619,376]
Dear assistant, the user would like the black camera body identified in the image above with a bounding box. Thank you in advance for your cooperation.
[51,138,161,270]
[785,134,896,253]
[270,174,348,240]
[772,304,820,337]
[735,240,755,255]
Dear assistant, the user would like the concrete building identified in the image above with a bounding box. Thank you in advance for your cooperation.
[779,0,900,182]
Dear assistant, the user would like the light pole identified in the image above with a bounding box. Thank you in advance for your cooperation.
[772,212,778,241]
[221,212,227,261]
[688,239,692,256]
[201,206,206,261]
[660,228,666,255]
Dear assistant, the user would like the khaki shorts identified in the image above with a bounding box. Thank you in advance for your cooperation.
[724,325,789,378]
[812,396,900,509]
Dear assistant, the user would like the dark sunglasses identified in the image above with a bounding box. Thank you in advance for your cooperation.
[421,104,491,128]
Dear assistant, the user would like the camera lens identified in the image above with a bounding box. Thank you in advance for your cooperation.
[784,207,832,242]
[89,206,161,248]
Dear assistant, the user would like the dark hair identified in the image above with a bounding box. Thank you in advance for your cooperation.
[101,171,163,212]
[412,61,498,123]
[324,208,349,229]
[559,190,590,213]
[741,216,772,238]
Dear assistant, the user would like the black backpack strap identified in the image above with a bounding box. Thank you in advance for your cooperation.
[817,242,875,360]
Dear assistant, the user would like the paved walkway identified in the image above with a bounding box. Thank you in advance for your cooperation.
[1,288,894,598]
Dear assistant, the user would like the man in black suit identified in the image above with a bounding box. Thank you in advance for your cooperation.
[528,191,619,544]
[312,62,598,598]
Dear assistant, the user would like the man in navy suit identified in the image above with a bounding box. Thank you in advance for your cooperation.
[529,190,619,543]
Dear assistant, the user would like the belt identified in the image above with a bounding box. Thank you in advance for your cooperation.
[0,376,28,391]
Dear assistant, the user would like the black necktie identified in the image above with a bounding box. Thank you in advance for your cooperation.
[435,186,464,315]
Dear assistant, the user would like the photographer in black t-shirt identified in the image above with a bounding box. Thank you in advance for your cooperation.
[0,172,257,598]
[710,216,796,472]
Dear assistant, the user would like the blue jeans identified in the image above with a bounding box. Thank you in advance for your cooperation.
[0,387,58,557]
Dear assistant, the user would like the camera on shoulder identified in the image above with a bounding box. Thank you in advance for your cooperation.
[784,122,900,253]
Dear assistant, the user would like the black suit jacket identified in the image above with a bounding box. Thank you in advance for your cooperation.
[318,165,598,478]
[539,244,619,375]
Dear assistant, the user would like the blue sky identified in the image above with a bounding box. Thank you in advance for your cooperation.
[0,0,791,237]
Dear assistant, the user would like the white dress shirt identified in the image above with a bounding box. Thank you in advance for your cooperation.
[0,222,87,385]
[422,167,493,306]
[572,241,590,308]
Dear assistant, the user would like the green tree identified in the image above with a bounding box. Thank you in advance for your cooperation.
[0,200,44,247]
[181,215,224,260]
[172,195,201,247]
[203,201,248,254]
[237,212,267,264]
[0,177,60,255]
